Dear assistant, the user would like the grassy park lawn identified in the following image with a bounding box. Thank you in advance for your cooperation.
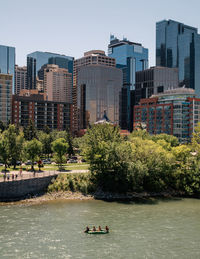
[43,163,89,171]
[0,163,89,173]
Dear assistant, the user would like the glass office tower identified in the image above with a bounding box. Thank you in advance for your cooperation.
[108,35,148,131]
[27,51,73,73]
[0,45,15,93]
[156,19,200,96]
[48,57,73,74]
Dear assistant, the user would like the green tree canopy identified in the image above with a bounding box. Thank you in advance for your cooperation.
[51,138,69,170]
[24,138,42,171]
[3,125,24,168]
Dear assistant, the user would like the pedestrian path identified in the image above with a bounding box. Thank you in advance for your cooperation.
[0,169,89,182]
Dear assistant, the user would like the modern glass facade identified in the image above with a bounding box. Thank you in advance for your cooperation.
[27,51,74,73]
[77,65,122,129]
[156,19,200,96]
[48,57,73,74]
[27,57,36,90]
[108,35,148,131]
[135,66,178,104]
[0,45,15,93]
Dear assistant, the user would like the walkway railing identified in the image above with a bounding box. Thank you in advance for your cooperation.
[0,171,57,182]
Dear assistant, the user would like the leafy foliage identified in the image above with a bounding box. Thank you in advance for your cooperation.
[24,138,42,171]
[51,138,69,169]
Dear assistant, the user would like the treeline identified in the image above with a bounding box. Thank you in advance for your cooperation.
[79,123,200,196]
[0,121,74,171]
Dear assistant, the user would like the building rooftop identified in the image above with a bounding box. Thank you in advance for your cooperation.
[84,50,106,57]
[151,87,195,98]
[108,35,142,48]
[156,19,198,32]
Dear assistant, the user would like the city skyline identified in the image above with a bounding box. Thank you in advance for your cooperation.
[1,0,200,67]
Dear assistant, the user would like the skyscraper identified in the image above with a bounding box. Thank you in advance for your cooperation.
[15,65,27,94]
[42,64,72,103]
[0,45,15,93]
[73,50,116,133]
[77,65,122,129]
[27,51,73,73]
[27,57,36,90]
[0,74,12,124]
[156,19,200,95]
[48,56,73,74]
[135,66,178,104]
[108,35,148,131]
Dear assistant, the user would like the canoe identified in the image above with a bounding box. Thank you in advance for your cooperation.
[87,230,108,234]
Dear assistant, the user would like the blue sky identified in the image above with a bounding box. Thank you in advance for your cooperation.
[1,0,200,66]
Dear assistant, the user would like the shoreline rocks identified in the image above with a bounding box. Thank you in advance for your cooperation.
[0,189,198,206]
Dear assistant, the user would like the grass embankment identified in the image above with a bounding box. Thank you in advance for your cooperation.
[0,163,89,172]
[48,173,94,194]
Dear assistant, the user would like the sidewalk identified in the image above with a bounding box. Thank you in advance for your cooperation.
[0,169,89,182]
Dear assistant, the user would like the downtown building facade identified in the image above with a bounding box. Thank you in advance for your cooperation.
[156,19,200,95]
[0,74,12,124]
[135,66,178,104]
[134,88,200,142]
[15,65,27,94]
[12,91,72,131]
[77,65,122,129]
[41,64,72,103]
[108,35,148,131]
[72,50,116,133]
[0,45,15,93]
[27,51,74,73]
[27,51,74,91]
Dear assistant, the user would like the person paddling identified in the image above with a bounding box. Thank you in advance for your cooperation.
[105,226,109,233]
[92,226,96,231]
[84,226,90,233]
[98,226,102,231]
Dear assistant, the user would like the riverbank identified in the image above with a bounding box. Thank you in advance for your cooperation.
[1,189,196,206]
[0,191,94,206]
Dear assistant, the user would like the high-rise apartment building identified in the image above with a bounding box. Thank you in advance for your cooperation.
[27,51,73,73]
[0,74,12,124]
[15,65,27,94]
[41,64,72,103]
[27,57,36,90]
[0,45,15,93]
[77,65,122,129]
[156,19,200,95]
[12,91,72,131]
[73,50,116,133]
[135,66,178,104]
[108,35,148,131]
[134,88,199,142]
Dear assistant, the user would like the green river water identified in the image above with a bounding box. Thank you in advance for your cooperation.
[0,198,200,258]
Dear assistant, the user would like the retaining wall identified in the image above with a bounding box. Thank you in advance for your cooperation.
[0,175,57,201]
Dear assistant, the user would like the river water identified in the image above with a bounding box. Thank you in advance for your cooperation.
[0,198,200,258]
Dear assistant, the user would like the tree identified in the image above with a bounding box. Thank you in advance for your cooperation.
[50,130,74,157]
[152,134,179,147]
[3,125,24,169]
[192,122,200,157]
[129,137,175,192]
[0,120,6,132]
[0,134,10,171]
[37,131,53,158]
[24,120,37,140]
[82,124,132,192]
[172,145,200,195]
[66,130,74,157]
[51,138,68,170]
[24,139,42,171]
